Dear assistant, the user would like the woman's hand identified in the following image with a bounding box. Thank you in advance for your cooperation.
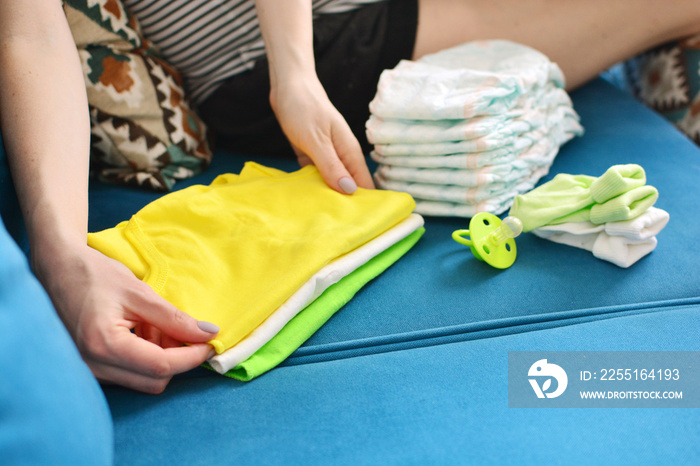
[34,243,218,394]
[255,0,374,194]
[270,74,374,194]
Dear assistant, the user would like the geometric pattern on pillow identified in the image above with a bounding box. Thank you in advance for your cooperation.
[625,35,700,146]
[64,0,212,191]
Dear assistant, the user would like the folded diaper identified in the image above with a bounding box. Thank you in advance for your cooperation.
[371,119,579,170]
[366,89,577,145]
[369,41,566,120]
[375,163,550,206]
[370,146,522,169]
[373,133,520,157]
[370,61,522,121]
[412,199,507,218]
[373,113,582,157]
[366,113,524,145]
[375,158,548,188]
[208,213,425,374]
[509,164,658,232]
[378,165,551,217]
[532,207,670,267]
[418,39,566,87]
[372,123,580,218]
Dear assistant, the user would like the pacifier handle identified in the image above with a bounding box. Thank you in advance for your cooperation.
[451,229,473,247]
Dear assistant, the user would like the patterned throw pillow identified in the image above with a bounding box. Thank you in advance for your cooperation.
[64,0,212,191]
[625,35,700,146]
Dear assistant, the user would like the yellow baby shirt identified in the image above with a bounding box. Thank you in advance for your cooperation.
[87,162,415,353]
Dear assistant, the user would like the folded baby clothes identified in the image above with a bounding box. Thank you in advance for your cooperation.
[208,213,425,374]
[532,207,670,267]
[87,162,415,354]
[509,164,658,232]
[366,40,583,217]
[221,227,426,381]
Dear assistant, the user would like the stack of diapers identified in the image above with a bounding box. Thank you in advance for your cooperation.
[509,164,669,267]
[367,40,584,217]
[88,162,424,380]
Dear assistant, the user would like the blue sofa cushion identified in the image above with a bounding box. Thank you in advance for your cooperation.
[105,303,700,465]
[98,77,699,464]
[0,142,113,465]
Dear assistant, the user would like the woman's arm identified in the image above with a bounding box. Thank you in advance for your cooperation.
[0,0,218,394]
[255,0,375,193]
[0,1,90,250]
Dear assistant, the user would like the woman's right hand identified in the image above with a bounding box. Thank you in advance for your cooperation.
[34,243,218,394]
[255,0,375,194]
[270,73,375,194]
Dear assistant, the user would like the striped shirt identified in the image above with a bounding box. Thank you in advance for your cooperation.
[124,0,387,104]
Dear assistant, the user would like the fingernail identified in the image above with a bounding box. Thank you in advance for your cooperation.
[207,348,217,359]
[338,177,357,194]
[197,321,220,334]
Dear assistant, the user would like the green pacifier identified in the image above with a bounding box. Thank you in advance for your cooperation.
[452,213,523,269]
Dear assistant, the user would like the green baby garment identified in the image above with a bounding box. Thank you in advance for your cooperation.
[509,164,657,231]
[223,227,425,381]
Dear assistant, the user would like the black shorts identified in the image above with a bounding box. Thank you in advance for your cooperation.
[197,0,419,157]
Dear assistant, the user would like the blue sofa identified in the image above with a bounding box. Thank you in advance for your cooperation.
[1,78,699,465]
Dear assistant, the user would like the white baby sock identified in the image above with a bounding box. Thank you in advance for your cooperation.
[604,206,670,240]
[532,207,669,267]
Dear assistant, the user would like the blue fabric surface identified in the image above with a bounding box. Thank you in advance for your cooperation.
[104,304,700,465]
[0,215,113,464]
[96,78,700,465]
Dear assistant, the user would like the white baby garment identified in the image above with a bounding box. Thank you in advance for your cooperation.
[531,207,670,267]
[208,213,425,373]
